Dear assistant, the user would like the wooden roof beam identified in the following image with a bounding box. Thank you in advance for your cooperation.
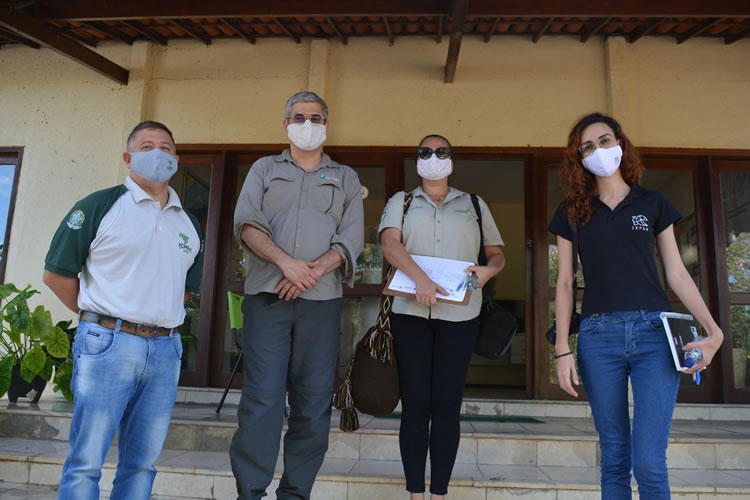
[382,16,394,45]
[484,16,499,43]
[326,16,347,45]
[0,5,128,84]
[627,17,664,43]
[725,26,750,44]
[80,21,134,45]
[444,0,469,83]
[272,17,300,43]
[221,17,255,44]
[121,20,168,45]
[171,19,211,45]
[34,0,750,21]
[676,17,724,44]
[581,17,611,43]
[533,17,554,43]
[0,25,40,48]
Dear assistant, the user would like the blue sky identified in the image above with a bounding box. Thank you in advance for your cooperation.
[0,164,16,247]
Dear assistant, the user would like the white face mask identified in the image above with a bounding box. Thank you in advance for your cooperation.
[417,155,453,180]
[129,149,178,183]
[287,120,327,151]
[582,144,622,177]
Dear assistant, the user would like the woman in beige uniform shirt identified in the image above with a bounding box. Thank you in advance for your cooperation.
[379,134,506,499]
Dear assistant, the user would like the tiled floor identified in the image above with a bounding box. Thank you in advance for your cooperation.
[0,482,187,499]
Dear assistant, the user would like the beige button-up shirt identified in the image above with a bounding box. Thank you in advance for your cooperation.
[378,187,504,321]
[234,149,364,300]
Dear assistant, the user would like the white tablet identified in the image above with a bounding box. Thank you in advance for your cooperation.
[660,312,701,372]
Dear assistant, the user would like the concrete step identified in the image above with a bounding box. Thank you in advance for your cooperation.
[2,439,750,499]
[2,401,749,470]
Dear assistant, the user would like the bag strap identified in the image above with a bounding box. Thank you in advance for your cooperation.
[470,194,496,307]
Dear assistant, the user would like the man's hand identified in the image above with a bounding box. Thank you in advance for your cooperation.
[279,257,320,290]
[274,278,304,301]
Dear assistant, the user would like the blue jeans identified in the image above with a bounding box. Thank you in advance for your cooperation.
[577,310,679,500]
[58,320,182,500]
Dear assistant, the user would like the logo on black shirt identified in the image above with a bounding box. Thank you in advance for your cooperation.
[632,215,649,231]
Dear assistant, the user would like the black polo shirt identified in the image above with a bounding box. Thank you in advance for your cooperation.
[548,185,681,318]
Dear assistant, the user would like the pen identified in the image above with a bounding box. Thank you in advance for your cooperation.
[695,370,701,386]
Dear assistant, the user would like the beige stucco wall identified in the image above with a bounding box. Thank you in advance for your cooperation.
[0,35,748,321]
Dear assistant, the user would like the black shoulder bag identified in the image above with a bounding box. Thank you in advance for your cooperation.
[545,219,581,345]
[470,194,518,360]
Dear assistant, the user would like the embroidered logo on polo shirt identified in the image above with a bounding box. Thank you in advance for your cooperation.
[66,210,85,230]
[178,232,193,253]
[632,215,649,231]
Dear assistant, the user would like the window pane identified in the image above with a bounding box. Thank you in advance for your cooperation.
[642,169,699,289]
[731,305,750,389]
[547,169,583,288]
[352,166,385,285]
[0,164,16,272]
[721,171,750,293]
[230,164,252,282]
[169,164,211,372]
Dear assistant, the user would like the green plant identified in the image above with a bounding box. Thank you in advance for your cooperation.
[0,283,74,400]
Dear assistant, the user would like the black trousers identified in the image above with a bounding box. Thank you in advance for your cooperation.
[391,313,480,495]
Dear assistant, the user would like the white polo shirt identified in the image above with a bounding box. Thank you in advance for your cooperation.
[45,176,202,328]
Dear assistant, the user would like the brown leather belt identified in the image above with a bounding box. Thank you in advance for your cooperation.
[79,311,175,338]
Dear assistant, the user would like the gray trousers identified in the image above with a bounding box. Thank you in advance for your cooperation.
[230,293,342,500]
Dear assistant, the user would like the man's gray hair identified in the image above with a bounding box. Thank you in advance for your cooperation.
[284,91,328,121]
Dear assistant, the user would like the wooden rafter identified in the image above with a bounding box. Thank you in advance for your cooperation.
[484,16,499,43]
[724,26,750,44]
[59,25,98,47]
[382,16,394,45]
[444,0,469,84]
[80,21,134,45]
[677,17,724,44]
[272,17,300,43]
[581,17,611,43]
[0,25,40,48]
[121,20,168,45]
[436,15,442,43]
[533,17,554,43]
[326,16,347,45]
[0,5,128,84]
[171,19,211,45]
[627,17,664,43]
[221,17,255,44]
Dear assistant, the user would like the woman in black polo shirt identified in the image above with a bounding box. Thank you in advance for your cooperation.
[549,113,723,500]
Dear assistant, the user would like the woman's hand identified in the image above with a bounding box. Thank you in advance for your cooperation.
[682,326,724,375]
[464,265,494,288]
[556,351,580,397]
[414,276,449,306]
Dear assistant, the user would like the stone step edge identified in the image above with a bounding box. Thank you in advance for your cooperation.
[2,454,748,495]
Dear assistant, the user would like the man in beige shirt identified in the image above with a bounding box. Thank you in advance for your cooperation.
[230,91,364,500]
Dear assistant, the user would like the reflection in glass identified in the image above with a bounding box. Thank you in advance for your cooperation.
[721,172,750,293]
[730,305,750,389]
[352,166,386,284]
[547,169,584,288]
[169,164,211,372]
[338,297,381,382]
[0,164,16,268]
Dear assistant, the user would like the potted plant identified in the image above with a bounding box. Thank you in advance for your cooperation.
[0,283,74,403]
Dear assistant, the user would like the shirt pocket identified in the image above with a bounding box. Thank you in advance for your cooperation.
[263,174,299,217]
[313,177,343,216]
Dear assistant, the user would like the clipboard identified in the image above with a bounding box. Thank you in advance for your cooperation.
[660,312,701,371]
[382,255,473,306]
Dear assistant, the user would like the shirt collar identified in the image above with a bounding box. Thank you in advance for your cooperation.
[413,186,466,205]
[125,175,183,210]
[274,148,334,172]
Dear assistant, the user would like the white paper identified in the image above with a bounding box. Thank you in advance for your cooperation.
[387,255,474,303]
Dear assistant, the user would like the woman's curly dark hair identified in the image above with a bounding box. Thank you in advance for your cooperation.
[561,112,644,225]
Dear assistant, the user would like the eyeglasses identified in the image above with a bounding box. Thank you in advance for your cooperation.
[417,147,454,160]
[579,134,617,157]
[289,113,326,125]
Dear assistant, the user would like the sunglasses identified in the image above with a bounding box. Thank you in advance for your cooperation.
[417,147,454,160]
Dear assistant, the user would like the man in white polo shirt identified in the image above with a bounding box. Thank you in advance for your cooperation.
[43,121,203,500]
